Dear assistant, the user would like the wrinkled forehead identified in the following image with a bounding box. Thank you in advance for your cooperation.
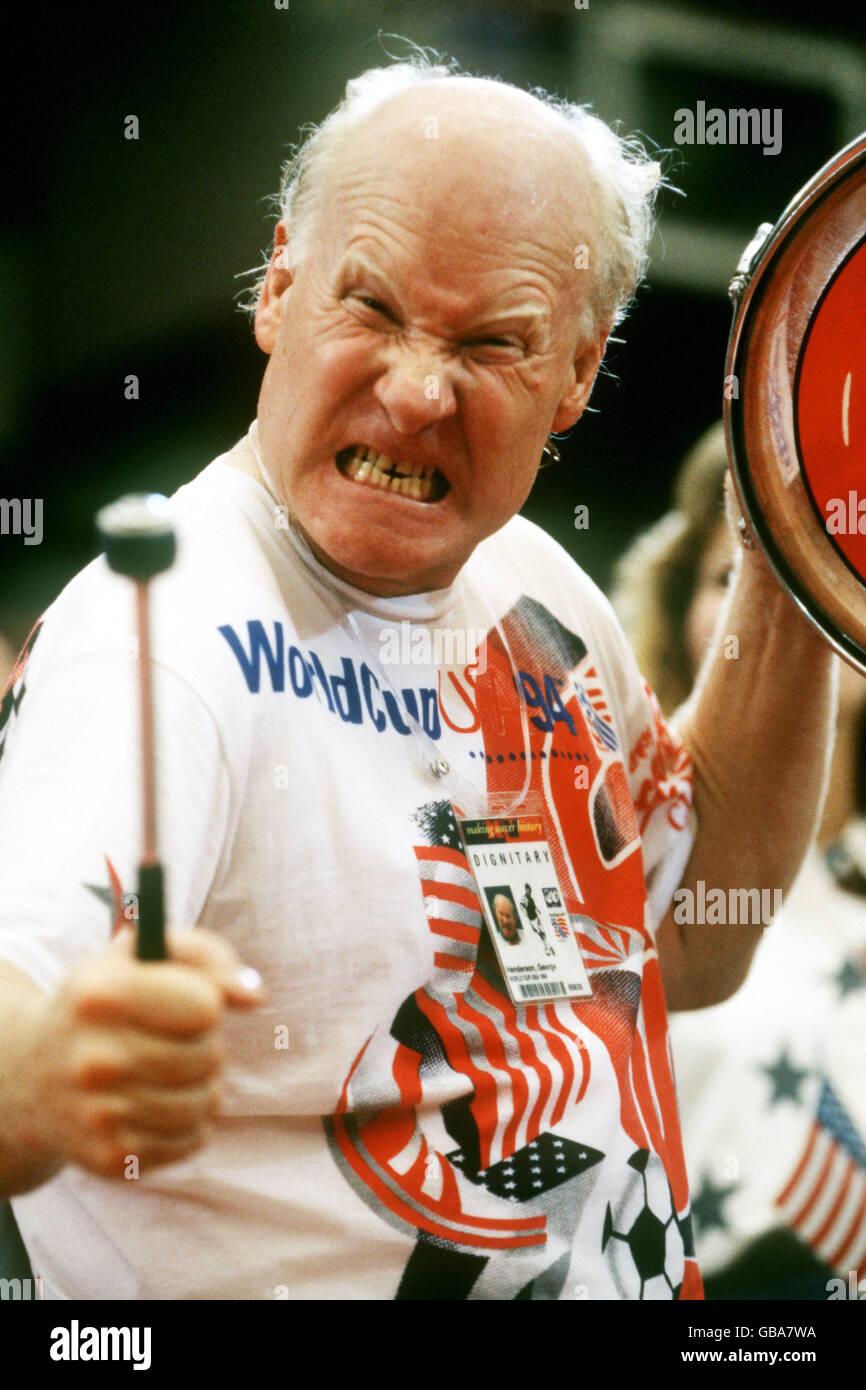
[313,81,598,312]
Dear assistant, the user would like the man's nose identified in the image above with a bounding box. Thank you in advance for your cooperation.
[372,338,458,434]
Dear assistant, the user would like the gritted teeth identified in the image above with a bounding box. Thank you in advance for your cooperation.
[344,444,433,478]
[336,445,448,502]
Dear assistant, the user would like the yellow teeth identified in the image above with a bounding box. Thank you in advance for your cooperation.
[344,446,436,501]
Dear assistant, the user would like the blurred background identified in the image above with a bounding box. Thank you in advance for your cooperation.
[2,0,865,655]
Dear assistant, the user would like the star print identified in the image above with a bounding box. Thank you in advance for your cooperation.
[414,801,463,850]
[84,883,114,911]
[455,1134,604,1201]
[761,1049,809,1106]
[824,842,866,896]
[691,1174,737,1235]
[833,959,864,999]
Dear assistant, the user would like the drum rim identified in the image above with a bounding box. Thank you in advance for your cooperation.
[793,235,866,591]
[724,132,866,673]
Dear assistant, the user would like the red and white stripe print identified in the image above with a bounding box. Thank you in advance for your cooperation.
[776,1122,866,1275]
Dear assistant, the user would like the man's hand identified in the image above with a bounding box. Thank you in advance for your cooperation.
[0,930,263,1195]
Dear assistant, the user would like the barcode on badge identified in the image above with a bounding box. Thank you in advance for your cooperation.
[518,980,567,999]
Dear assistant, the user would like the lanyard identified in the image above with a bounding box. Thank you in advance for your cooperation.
[248,423,534,818]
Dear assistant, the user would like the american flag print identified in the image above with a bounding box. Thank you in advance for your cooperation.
[775,1078,866,1277]
[326,599,700,1298]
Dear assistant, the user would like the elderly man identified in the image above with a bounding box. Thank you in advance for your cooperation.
[491,893,521,945]
[0,60,834,1301]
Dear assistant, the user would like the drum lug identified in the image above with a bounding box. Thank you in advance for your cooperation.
[728,221,775,301]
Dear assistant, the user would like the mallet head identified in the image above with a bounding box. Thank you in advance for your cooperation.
[96,493,176,581]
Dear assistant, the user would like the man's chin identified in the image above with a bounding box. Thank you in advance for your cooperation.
[301,529,465,598]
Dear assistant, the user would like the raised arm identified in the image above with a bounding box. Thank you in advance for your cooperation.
[656,510,837,1010]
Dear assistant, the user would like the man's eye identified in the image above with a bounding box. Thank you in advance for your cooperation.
[357,296,395,320]
[465,337,524,358]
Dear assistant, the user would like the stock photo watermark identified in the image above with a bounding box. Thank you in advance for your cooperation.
[673,881,782,927]
[50,1322,152,1370]
[0,1273,44,1300]
[674,102,782,157]
[825,492,865,535]
[0,498,43,546]
[379,621,488,672]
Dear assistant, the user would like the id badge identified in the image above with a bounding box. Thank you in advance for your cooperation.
[457,804,593,1004]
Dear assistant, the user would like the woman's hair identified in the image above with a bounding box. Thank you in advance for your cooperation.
[238,47,666,343]
[611,421,729,715]
[614,421,866,817]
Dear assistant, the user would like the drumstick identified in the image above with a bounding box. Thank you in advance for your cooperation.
[96,494,176,961]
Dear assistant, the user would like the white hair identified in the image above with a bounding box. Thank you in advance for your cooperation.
[238,52,664,342]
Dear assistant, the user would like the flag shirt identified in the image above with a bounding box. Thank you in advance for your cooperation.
[670,838,866,1288]
[0,430,698,1300]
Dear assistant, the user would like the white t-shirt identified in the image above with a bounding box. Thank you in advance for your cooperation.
[0,430,698,1300]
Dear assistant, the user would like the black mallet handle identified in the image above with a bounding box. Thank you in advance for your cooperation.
[96,494,177,961]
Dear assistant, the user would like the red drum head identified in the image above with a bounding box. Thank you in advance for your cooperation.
[725,133,866,674]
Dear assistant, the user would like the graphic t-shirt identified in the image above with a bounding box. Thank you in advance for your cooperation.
[670,837,866,1295]
[0,429,699,1300]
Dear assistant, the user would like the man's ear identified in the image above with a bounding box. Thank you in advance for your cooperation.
[550,327,609,433]
[254,221,294,355]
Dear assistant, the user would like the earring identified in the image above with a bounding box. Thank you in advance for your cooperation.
[539,437,562,470]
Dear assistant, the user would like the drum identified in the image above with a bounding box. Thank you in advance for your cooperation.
[725,132,866,674]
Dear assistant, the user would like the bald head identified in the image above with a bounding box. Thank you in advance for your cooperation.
[493,894,519,942]
[248,60,662,344]
[308,79,596,347]
[326,80,594,318]
[326,77,594,231]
